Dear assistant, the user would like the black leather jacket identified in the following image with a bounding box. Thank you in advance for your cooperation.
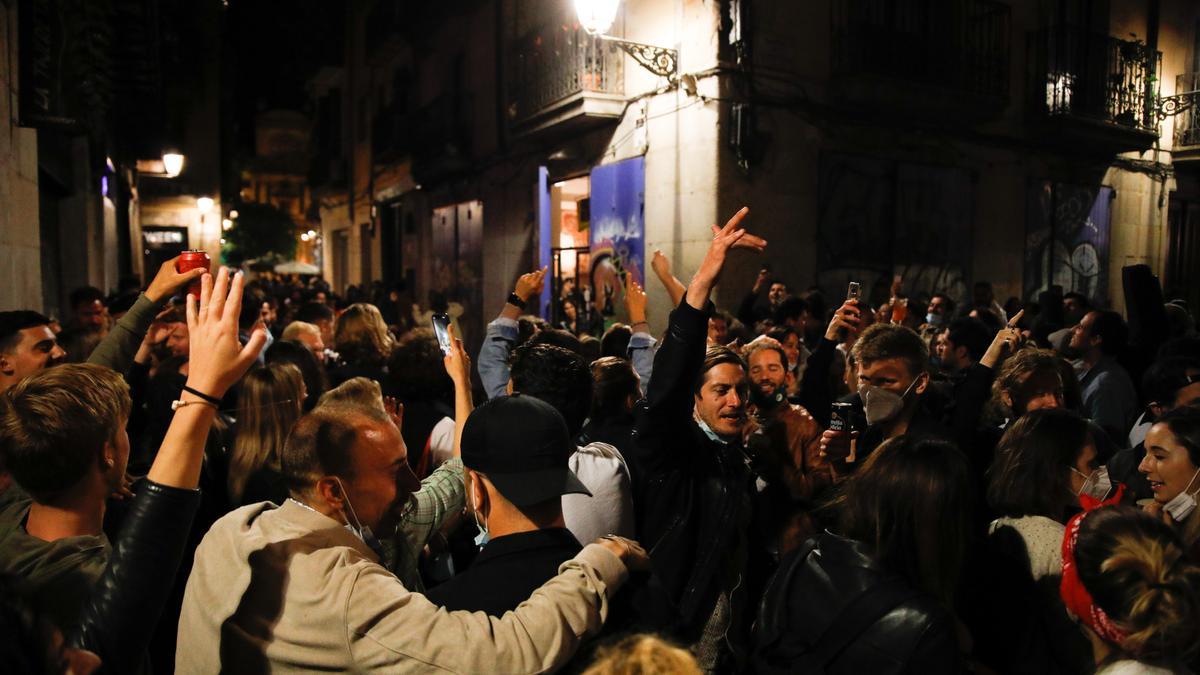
[753,532,962,675]
[69,480,201,674]
[628,300,754,637]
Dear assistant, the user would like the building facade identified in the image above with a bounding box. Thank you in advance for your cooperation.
[308,0,1200,341]
[1,0,227,316]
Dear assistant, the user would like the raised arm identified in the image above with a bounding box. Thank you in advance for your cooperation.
[650,249,687,308]
[70,268,265,671]
[624,275,657,395]
[634,208,764,472]
[478,267,546,399]
[87,256,205,374]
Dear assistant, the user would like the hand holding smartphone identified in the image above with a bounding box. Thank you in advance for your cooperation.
[432,313,453,355]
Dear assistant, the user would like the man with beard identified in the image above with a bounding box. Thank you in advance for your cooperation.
[741,336,831,556]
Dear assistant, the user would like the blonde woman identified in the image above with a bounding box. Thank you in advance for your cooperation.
[330,303,394,387]
[227,362,304,506]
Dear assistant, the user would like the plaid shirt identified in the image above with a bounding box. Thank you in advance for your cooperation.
[382,457,465,591]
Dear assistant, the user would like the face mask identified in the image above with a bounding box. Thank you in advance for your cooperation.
[694,414,730,445]
[1164,468,1200,522]
[471,484,490,548]
[334,478,386,560]
[859,377,920,426]
[1072,466,1112,502]
[750,382,786,411]
[925,312,945,327]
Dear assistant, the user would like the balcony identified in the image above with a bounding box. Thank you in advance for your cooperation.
[507,23,626,140]
[1027,27,1160,155]
[1173,72,1200,162]
[830,0,1011,121]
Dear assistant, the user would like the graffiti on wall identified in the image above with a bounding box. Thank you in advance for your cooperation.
[1023,182,1112,304]
[817,154,974,307]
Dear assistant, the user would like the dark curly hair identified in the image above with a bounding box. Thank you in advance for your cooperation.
[510,342,592,436]
[387,329,454,405]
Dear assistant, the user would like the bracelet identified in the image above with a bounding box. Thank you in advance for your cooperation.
[507,293,527,310]
[182,385,222,405]
[171,398,218,411]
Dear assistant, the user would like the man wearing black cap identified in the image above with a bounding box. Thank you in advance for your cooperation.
[425,394,593,615]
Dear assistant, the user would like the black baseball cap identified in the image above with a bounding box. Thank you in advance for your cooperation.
[460,394,591,507]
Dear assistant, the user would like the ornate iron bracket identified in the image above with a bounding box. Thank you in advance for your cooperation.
[602,36,678,81]
[1158,89,1199,120]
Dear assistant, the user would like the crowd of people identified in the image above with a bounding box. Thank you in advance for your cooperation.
[2,205,1200,674]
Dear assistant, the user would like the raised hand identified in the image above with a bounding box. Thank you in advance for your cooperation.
[651,249,671,280]
[981,310,1025,369]
[384,396,404,432]
[442,323,472,388]
[687,207,766,309]
[753,268,771,294]
[184,267,268,399]
[624,275,648,325]
[513,267,548,303]
[825,300,863,342]
[145,255,208,303]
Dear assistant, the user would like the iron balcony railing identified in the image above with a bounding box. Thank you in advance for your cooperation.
[1029,26,1161,132]
[508,23,624,124]
[831,0,1011,102]
[1175,72,1200,148]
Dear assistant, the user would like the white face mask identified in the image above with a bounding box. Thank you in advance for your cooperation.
[470,482,489,548]
[1072,466,1112,502]
[859,376,920,427]
[334,478,385,559]
[1164,468,1200,522]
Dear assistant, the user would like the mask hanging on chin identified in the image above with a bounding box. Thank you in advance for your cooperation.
[859,376,921,427]
[334,478,386,560]
[1164,468,1200,522]
[751,383,786,411]
[471,486,490,548]
[1073,466,1124,511]
[925,312,945,327]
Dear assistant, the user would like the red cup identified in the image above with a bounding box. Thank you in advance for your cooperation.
[176,250,211,299]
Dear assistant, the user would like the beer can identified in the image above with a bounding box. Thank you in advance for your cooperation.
[829,401,853,432]
[176,250,211,298]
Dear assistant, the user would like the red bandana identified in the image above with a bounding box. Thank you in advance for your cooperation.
[1060,499,1128,646]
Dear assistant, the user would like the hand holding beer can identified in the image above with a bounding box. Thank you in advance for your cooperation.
[176,250,211,299]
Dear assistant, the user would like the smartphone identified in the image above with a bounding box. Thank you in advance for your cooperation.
[432,313,452,355]
[846,281,861,303]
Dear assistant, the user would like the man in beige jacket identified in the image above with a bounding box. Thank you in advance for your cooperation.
[177,401,645,673]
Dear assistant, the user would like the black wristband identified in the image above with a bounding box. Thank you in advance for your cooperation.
[182,385,221,405]
[507,293,527,310]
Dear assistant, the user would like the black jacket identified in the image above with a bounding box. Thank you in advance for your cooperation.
[1109,442,1153,502]
[753,532,961,675]
[628,300,755,637]
[69,480,202,675]
[424,528,581,615]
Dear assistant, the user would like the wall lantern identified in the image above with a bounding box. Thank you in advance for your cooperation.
[574,0,678,81]
[162,151,185,177]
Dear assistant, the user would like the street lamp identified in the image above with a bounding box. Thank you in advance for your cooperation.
[196,196,214,212]
[575,0,678,81]
[162,151,185,177]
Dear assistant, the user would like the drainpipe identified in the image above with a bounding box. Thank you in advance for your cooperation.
[1144,0,1160,128]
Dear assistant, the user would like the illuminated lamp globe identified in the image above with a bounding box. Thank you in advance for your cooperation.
[575,0,619,35]
[196,196,215,212]
[162,152,185,177]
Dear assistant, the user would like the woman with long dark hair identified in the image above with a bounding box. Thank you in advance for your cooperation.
[752,435,972,673]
